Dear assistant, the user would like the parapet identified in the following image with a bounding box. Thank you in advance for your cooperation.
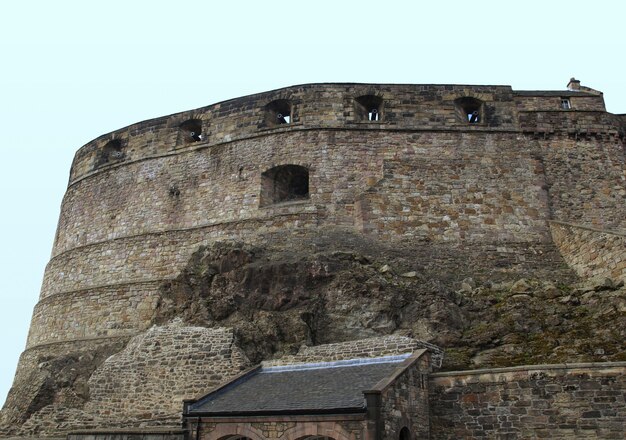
[68,82,617,184]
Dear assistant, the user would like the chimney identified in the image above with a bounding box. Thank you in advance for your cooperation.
[567,77,581,91]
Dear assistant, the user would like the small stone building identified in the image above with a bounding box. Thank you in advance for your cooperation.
[183,350,433,440]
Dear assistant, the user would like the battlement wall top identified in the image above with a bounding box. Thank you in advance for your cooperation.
[68,83,611,184]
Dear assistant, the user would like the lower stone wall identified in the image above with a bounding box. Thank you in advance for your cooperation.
[192,417,365,440]
[0,337,130,438]
[85,322,250,426]
[42,212,323,299]
[429,362,626,439]
[2,323,251,439]
[29,222,578,351]
[550,221,626,282]
[378,352,431,440]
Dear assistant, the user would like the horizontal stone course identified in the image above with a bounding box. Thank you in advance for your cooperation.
[68,84,526,183]
[27,282,161,347]
[263,336,420,366]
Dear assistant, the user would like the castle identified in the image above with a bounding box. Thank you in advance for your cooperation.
[1,80,625,439]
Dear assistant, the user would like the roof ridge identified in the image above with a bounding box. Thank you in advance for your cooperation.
[261,353,412,373]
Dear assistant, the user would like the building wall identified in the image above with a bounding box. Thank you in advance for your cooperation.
[429,362,626,439]
[378,353,431,440]
[516,94,605,112]
[4,83,626,438]
[27,83,623,353]
[67,429,185,440]
[192,417,366,440]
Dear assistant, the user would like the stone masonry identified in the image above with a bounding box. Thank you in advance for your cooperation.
[430,362,626,439]
[550,221,626,282]
[2,81,625,439]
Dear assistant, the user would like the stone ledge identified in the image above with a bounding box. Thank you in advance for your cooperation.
[22,334,135,354]
[431,361,626,378]
[549,220,626,237]
[0,437,65,440]
[34,280,163,306]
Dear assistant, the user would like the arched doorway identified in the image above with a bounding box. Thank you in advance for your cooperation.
[399,426,411,440]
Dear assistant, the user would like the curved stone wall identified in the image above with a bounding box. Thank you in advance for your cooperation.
[67,84,525,184]
[3,82,625,438]
[30,84,626,352]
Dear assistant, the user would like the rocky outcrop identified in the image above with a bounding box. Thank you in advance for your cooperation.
[5,233,625,438]
[152,238,625,371]
[445,277,626,369]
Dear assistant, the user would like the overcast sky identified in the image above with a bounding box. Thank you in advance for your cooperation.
[0,0,624,406]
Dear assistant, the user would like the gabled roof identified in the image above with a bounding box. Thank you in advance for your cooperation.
[186,354,412,416]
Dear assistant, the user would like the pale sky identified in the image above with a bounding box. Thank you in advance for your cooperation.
[1,0,624,405]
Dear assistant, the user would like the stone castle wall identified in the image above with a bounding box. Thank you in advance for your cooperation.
[29,84,623,353]
[429,362,626,439]
[4,323,250,438]
[538,137,625,229]
[4,83,626,438]
[84,322,250,425]
[355,147,549,242]
[377,352,432,440]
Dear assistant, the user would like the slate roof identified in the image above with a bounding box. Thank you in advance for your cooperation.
[188,354,410,415]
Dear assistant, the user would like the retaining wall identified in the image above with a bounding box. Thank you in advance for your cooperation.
[429,362,626,439]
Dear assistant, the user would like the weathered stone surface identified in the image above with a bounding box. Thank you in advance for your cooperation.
[430,363,626,439]
[2,82,625,438]
[3,323,249,438]
[85,322,249,425]
[551,221,626,283]
[0,339,129,438]
[262,336,442,367]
